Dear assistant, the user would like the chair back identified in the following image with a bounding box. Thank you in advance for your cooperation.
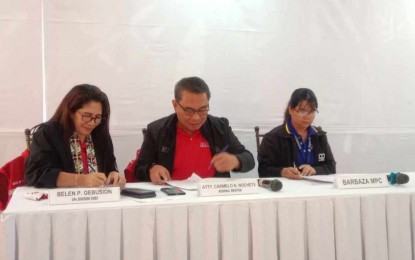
[0,126,39,210]
[123,128,147,183]
[254,126,265,152]
[0,173,7,211]
[0,150,29,210]
[25,128,31,150]
[24,125,40,151]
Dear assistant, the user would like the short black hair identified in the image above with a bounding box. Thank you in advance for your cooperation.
[174,77,211,101]
[284,88,318,121]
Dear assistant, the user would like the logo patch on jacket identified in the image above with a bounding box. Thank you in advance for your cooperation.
[161,146,170,153]
[318,153,325,162]
[200,142,209,148]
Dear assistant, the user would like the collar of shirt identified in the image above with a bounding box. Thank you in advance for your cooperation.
[176,125,202,139]
[285,118,317,138]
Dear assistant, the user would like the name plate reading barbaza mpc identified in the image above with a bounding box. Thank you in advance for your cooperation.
[335,174,389,189]
[49,186,120,205]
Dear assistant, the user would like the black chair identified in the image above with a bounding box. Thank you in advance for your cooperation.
[254,126,264,152]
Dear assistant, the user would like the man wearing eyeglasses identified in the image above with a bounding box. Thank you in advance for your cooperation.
[135,77,255,184]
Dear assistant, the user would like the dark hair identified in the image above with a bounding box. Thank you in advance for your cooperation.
[174,77,211,101]
[49,84,111,140]
[284,88,318,121]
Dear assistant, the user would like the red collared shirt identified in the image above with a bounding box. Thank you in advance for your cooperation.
[172,126,215,180]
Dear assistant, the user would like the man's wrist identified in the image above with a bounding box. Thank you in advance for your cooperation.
[232,156,241,171]
[147,163,157,173]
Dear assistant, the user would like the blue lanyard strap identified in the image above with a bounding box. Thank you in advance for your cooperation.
[286,119,316,164]
[293,135,312,163]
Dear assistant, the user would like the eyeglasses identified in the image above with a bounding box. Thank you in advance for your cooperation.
[294,108,319,117]
[176,100,209,116]
[77,111,104,124]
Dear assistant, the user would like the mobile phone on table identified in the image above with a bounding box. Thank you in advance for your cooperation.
[160,187,186,196]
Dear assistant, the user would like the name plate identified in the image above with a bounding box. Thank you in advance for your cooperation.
[198,178,258,197]
[49,186,120,205]
[335,174,389,189]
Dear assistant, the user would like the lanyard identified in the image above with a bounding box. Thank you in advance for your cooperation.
[293,135,312,164]
[285,119,316,165]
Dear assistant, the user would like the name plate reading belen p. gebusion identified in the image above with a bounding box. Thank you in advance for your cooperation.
[198,178,258,197]
[49,186,120,205]
[335,174,389,189]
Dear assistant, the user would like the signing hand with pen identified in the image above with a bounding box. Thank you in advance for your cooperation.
[149,164,171,185]
[211,153,241,172]
[106,171,126,187]
[281,167,302,180]
[80,172,107,187]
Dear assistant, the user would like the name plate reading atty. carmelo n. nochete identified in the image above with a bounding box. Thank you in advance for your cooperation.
[49,186,120,205]
[335,174,389,189]
[198,178,259,197]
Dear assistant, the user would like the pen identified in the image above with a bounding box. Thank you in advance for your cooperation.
[89,163,107,185]
[208,144,229,169]
[88,163,97,173]
[293,162,301,176]
[220,144,229,153]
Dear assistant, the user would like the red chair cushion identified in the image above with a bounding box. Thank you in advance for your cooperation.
[0,149,29,210]
[123,149,141,183]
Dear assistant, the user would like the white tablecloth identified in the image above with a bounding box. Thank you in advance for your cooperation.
[1,173,415,260]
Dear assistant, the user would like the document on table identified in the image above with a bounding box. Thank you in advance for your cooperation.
[301,175,335,183]
[165,173,202,190]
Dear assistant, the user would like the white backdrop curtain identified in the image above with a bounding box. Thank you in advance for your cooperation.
[0,0,43,163]
[1,0,415,177]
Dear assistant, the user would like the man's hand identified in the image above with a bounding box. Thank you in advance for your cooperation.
[210,153,240,172]
[149,164,171,185]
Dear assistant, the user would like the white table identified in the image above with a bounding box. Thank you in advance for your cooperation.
[1,173,415,260]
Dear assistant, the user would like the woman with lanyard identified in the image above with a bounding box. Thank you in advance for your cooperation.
[258,88,336,179]
[25,84,126,188]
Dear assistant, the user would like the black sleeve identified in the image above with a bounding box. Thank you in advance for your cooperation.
[24,126,63,188]
[135,125,157,181]
[102,136,118,174]
[257,134,284,177]
[226,123,255,173]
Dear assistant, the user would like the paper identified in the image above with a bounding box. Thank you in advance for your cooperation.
[301,175,335,183]
[24,191,48,201]
[165,173,202,190]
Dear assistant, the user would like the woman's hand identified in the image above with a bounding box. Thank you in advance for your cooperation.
[106,171,126,187]
[298,164,316,176]
[79,172,107,187]
[281,167,302,180]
